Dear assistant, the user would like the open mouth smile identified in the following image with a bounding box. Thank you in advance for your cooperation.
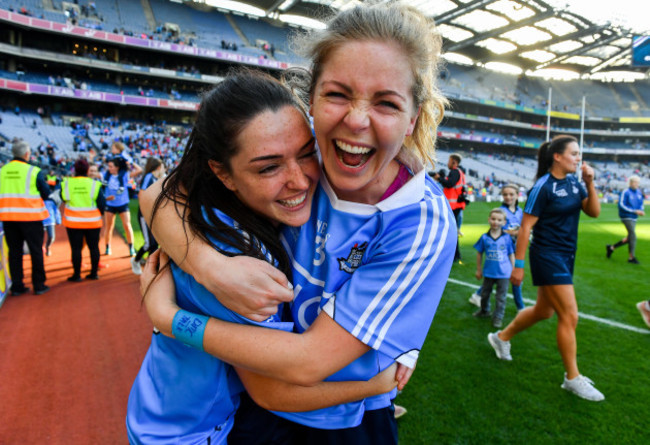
[334,140,375,168]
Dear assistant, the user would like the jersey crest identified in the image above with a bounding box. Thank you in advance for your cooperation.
[338,242,368,273]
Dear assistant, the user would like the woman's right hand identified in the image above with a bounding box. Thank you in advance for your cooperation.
[141,249,179,336]
[106,195,115,201]
[510,267,524,286]
[193,252,294,322]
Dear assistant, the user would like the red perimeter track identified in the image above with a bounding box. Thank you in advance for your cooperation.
[0,225,151,444]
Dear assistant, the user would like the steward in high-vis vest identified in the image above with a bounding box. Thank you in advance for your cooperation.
[61,158,106,282]
[62,177,103,229]
[436,153,466,262]
[0,140,52,295]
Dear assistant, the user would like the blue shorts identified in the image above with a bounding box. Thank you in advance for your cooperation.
[105,203,129,214]
[529,248,575,286]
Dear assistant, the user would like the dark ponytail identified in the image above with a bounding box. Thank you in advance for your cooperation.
[536,135,577,180]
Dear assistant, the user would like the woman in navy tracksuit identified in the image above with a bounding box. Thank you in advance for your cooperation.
[606,175,645,263]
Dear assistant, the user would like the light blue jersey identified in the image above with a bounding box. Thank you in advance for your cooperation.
[274,167,456,429]
[127,209,292,445]
[500,204,523,243]
[474,231,514,279]
[105,172,130,207]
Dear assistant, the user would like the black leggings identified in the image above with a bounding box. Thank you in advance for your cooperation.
[66,228,101,276]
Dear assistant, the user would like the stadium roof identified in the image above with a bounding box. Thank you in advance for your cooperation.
[189,0,649,81]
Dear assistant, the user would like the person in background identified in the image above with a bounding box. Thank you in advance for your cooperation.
[110,141,143,178]
[42,190,61,257]
[473,208,514,328]
[487,135,604,402]
[130,157,165,275]
[103,157,137,256]
[435,153,466,262]
[606,175,644,264]
[61,158,105,281]
[470,184,524,311]
[0,140,51,295]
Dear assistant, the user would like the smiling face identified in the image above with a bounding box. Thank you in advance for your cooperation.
[552,141,581,176]
[501,187,517,207]
[310,39,419,204]
[88,165,99,179]
[211,105,319,228]
[107,160,118,176]
[489,212,506,230]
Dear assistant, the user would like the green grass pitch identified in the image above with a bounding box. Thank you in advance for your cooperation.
[126,199,649,443]
[398,201,649,444]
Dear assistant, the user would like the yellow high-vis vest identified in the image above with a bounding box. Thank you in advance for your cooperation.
[0,160,48,221]
[61,177,103,229]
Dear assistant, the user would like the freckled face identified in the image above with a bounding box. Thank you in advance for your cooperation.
[212,106,319,228]
[311,40,419,204]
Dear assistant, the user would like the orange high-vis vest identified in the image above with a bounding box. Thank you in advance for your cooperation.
[61,177,103,229]
[0,160,49,221]
[443,167,467,210]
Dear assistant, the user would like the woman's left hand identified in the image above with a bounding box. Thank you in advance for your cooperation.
[395,362,416,391]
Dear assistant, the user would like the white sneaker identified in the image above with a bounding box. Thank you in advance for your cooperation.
[637,301,650,328]
[394,404,407,419]
[561,374,605,401]
[131,257,142,275]
[487,331,512,361]
[468,293,481,307]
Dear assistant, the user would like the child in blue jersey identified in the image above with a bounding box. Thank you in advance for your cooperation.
[127,71,399,445]
[606,175,645,264]
[141,4,456,444]
[470,184,524,310]
[42,193,61,257]
[473,208,514,328]
[103,155,139,256]
[131,157,165,275]
[487,135,605,402]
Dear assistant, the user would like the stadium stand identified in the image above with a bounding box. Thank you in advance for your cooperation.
[0,1,648,199]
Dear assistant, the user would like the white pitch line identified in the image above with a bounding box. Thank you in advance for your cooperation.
[447,278,650,335]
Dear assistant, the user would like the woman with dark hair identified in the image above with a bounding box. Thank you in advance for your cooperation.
[141,3,456,443]
[61,158,105,281]
[103,156,138,256]
[126,70,399,445]
[487,135,604,401]
[130,157,165,275]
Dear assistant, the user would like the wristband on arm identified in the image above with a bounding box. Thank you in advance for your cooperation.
[172,310,209,351]
[514,259,525,269]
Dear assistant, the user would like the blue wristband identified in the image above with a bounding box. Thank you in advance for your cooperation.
[514,259,525,269]
[172,309,209,351]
